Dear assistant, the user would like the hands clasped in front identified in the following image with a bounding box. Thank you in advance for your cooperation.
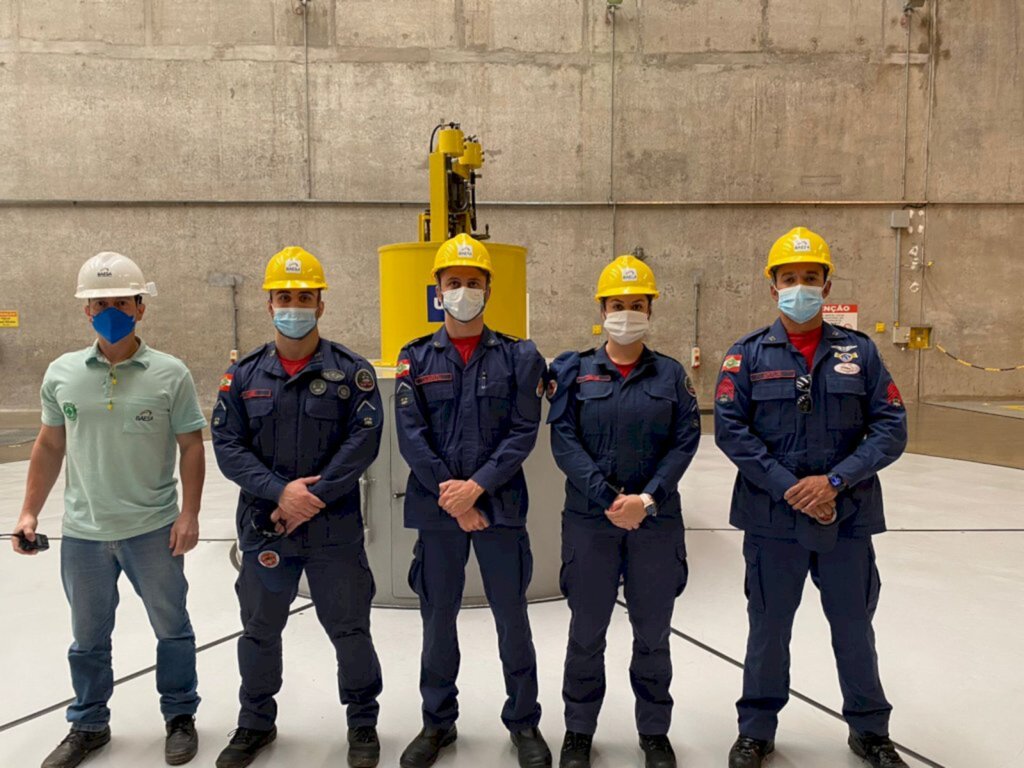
[270,475,327,535]
[785,475,838,523]
[439,479,489,532]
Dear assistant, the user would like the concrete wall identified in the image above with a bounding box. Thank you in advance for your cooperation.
[0,0,1021,410]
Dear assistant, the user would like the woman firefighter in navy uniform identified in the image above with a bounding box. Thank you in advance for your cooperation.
[546,255,701,768]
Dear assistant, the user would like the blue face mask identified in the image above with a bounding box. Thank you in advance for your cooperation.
[777,285,824,324]
[91,307,137,344]
[273,308,318,340]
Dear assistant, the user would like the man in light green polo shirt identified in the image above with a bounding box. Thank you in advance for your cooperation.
[11,251,207,768]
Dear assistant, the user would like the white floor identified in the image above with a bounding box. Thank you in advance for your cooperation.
[2,437,1022,768]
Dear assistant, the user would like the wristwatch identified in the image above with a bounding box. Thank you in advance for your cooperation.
[640,493,658,518]
[827,472,847,492]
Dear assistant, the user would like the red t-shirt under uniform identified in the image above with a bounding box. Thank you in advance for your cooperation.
[613,361,638,380]
[451,335,481,365]
[279,354,313,378]
[787,326,823,371]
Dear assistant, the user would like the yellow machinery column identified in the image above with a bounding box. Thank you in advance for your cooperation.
[378,121,527,365]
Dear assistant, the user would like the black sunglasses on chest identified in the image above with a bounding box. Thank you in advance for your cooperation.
[796,374,813,414]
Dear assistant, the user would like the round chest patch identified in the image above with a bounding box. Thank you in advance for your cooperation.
[337,384,351,400]
[257,551,280,569]
[309,379,327,396]
[834,363,861,375]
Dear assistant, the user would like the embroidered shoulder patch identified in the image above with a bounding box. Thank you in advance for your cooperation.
[715,377,736,404]
[886,381,904,409]
[721,355,742,374]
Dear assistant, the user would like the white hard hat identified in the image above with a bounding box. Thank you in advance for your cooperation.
[75,252,157,299]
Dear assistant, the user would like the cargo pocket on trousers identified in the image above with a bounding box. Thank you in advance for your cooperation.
[358,550,377,602]
[675,543,689,597]
[866,543,882,615]
[407,539,425,601]
[743,539,766,614]
[559,540,575,598]
[518,534,534,599]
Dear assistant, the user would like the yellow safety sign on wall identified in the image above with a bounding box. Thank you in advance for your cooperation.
[0,311,19,328]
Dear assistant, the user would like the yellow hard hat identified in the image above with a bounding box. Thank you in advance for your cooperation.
[595,255,659,301]
[764,227,833,279]
[431,233,492,279]
[262,246,328,291]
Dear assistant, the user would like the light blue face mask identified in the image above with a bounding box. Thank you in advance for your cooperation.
[272,308,318,339]
[777,285,824,323]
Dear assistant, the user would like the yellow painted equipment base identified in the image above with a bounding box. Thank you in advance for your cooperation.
[378,241,528,365]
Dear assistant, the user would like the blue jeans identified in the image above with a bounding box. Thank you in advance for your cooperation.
[60,523,199,731]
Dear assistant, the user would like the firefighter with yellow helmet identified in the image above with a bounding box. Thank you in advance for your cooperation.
[546,255,701,768]
[715,228,909,768]
[393,234,551,768]
[212,247,385,768]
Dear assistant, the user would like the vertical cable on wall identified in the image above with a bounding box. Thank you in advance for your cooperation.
[900,3,913,201]
[607,2,618,256]
[297,0,314,200]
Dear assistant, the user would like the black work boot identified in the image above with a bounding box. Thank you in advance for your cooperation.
[639,734,676,768]
[215,726,277,768]
[511,727,552,767]
[41,727,111,768]
[849,731,909,768]
[347,725,380,768]
[559,731,593,768]
[165,715,198,765]
[399,725,457,768]
[728,735,775,768]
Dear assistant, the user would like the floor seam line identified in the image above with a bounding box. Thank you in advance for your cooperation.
[0,600,315,734]
[614,599,947,768]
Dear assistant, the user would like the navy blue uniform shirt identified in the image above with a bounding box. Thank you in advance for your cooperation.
[714,318,907,551]
[212,339,383,552]
[395,326,546,530]
[547,345,701,529]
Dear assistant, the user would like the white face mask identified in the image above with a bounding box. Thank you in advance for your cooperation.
[442,287,486,323]
[604,310,650,344]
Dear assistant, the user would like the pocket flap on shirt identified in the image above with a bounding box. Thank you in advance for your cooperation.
[750,381,792,401]
[825,376,867,396]
[422,382,455,402]
[643,381,677,401]
[244,398,274,418]
[304,398,341,420]
[478,379,510,398]
[576,381,613,400]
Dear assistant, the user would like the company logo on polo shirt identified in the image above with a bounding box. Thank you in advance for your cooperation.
[62,402,78,421]
[135,409,154,422]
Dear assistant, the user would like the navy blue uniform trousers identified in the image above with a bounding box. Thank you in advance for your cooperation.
[560,518,688,737]
[408,525,540,731]
[738,533,891,740]
[235,537,382,730]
